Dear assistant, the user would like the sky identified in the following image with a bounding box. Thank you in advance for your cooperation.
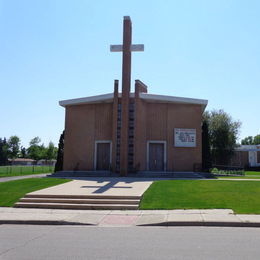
[0,0,259,147]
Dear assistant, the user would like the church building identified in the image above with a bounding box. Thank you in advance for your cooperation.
[59,16,208,176]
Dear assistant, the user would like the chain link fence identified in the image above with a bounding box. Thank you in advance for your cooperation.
[0,165,54,176]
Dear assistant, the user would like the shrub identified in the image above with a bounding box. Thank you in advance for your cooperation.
[210,168,245,176]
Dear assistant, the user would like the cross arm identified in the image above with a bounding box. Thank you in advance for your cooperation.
[110,44,144,52]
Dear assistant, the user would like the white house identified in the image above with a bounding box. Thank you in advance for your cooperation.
[235,145,260,167]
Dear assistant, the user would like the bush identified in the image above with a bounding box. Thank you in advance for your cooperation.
[210,168,245,176]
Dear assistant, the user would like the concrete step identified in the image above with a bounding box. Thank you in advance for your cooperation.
[14,202,139,210]
[24,194,141,200]
[19,198,140,205]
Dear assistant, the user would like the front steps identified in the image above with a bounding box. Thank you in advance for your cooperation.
[14,194,141,210]
[49,171,210,179]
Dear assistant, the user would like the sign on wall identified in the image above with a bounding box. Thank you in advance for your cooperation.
[174,128,196,147]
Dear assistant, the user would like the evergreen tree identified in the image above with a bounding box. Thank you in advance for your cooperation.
[202,120,212,171]
[55,131,64,172]
[0,138,8,165]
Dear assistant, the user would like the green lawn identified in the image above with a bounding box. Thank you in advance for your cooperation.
[140,180,260,214]
[217,171,260,179]
[0,165,54,178]
[218,176,260,179]
[0,178,71,207]
[245,171,260,176]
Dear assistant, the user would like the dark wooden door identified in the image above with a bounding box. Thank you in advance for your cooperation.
[96,143,110,170]
[149,143,164,171]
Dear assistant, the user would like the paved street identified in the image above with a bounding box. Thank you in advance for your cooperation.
[0,225,260,259]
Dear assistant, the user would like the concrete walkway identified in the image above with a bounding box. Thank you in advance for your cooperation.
[15,178,154,210]
[1,207,260,227]
[28,178,153,197]
[0,173,48,183]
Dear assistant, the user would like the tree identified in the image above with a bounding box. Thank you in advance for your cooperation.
[241,135,260,145]
[0,138,8,165]
[29,137,41,146]
[204,109,241,165]
[202,120,212,171]
[254,135,260,145]
[241,136,254,145]
[7,135,21,159]
[20,146,27,158]
[55,131,64,172]
[27,137,45,161]
[45,142,58,160]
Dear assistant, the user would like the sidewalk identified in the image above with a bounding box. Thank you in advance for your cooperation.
[0,173,48,183]
[1,207,260,227]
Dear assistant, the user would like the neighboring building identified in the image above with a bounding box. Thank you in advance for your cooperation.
[9,158,56,166]
[230,145,260,168]
[37,160,56,166]
[59,16,208,175]
[9,158,34,166]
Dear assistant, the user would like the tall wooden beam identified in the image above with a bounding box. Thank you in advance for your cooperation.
[120,16,132,176]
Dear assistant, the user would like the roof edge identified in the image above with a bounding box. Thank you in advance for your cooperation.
[59,92,208,109]
[59,93,114,107]
[139,93,208,109]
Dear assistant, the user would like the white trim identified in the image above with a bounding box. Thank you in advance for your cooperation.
[94,140,112,170]
[140,93,208,110]
[147,141,167,171]
[236,145,260,152]
[236,148,260,152]
[59,93,114,107]
[59,92,208,109]
[59,93,136,107]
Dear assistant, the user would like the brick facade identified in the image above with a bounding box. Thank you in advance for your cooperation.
[62,83,205,173]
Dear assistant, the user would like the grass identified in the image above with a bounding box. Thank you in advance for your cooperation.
[0,178,71,207]
[140,180,260,214]
[0,165,54,178]
[218,176,260,179]
[245,171,260,176]
[217,171,260,179]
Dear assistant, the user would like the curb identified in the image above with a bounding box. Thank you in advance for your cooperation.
[1,220,260,227]
[0,220,95,226]
[137,221,260,228]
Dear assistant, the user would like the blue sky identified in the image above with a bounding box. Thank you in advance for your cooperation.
[0,0,259,147]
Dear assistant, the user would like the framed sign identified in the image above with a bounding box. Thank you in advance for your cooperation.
[174,128,196,147]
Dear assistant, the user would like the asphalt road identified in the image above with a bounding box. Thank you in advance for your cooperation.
[0,225,260,259]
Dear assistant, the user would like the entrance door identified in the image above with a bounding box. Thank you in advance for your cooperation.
[96,143,111,170]
[249,151,257,167]
[149,143,164,171]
